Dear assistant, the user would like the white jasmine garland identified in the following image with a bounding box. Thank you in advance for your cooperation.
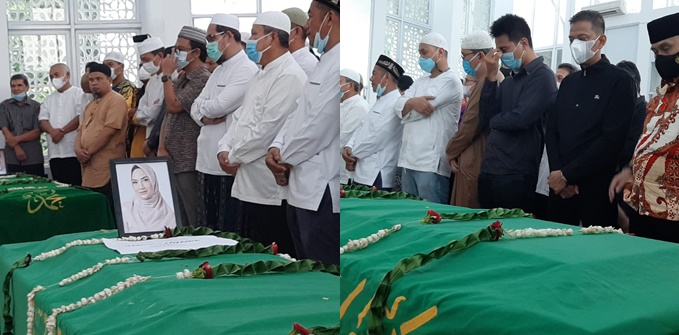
[278,253,297,262]
[33,233,165,261]
[26,285,45,335]
[45,274,151,335]
[59,257,134,286]
[505,228,574,238]
[341,224,402,254]
[176,269,193,279]
[580,226,624,235]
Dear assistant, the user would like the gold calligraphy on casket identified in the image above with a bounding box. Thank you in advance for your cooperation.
[23,190,66,214]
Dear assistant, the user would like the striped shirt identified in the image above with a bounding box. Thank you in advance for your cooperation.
[0,97,43,166]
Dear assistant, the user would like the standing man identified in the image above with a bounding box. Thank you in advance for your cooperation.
[283,7,319,77]
[546,10,636,227]
[75,63,128,209]
[191,14,258,232]
[103,51,140,158]
[395,33,462,204]
[343,56,404,190]
[39,63,83,185]
[339,68,369,185]
[0,74,43,176]
[447,30,502,208]
[266,0,339,265]
[218,12,307,254]
[156,26,211,228]
[478,14,557,213]
[555,63,577,87]
[134,37,165,141]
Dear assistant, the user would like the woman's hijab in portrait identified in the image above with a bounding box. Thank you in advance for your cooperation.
[122,164,176,233]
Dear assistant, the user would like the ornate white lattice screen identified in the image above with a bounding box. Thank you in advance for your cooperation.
[6,0,141,102]
[384,0,431,78]
[459,0,492,78]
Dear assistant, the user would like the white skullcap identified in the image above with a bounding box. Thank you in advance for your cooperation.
[254,11,291,33]
[340,69,361,85]
[137,37,164,55]
[420,32,447,50]
[282,7,308,27]
[104,51,125,65]
[138,67,151,81]
[461,31,494,50]
[211,13,239,30]
[240,32,251,41]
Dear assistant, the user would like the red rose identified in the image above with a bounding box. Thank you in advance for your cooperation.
[340,189,346,198]
[271,242,279,255]
[372,186,378,191]
[164,227,173,238]
[293,323,309,335]
[199,261,213,279]
[427,210,441,223]
[490,220,503,240]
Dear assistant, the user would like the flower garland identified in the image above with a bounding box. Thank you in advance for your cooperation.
[421,208,531,224]
[34,233,164,261]
[59,257,134,286]
[505,228,574,238]
[26,286,45,335]
[45,274,151,335]
[580,226,624,235]
[340,224,402,255]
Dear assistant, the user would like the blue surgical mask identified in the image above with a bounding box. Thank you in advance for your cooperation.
[375,74,387,97]
[418,49,440,73]
[245,33,272,64]
[109,68,117,80]
[462,52,481,77]
[500,44,525,71]
[11,92,26,102]
[175,50,192,69]
[313,12,332,54]
[207,40,228,62]
[340,82,350,99]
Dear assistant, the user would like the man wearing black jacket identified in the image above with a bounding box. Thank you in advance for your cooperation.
[546,10,636,227]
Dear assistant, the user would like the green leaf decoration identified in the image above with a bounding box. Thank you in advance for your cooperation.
[368,225,502,334]
[3,254,32,335]
[191,259,340,279]
[340,185,425,201]
[421,208,531,224]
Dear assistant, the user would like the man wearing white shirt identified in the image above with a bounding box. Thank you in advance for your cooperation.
[283,7,319,78]
[266,0,339,265]
[395,32,462,204]
[134,37,165,140]
[339,68,369,185]
[343,56,404,190]
[191,13,258,232]
[217,12,307,255]
[39,63,83,185]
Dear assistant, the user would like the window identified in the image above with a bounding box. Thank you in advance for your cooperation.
[653,0,679,8]
[190,0,312,34]
[383,0,432,78]
[7,0,141,102]
[458,0,492,78]
[513,0,567,69]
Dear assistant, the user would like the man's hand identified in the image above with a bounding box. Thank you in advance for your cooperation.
[201,116,227,125]
[266,148,291,185]
[342,147,356,163]
[157,147,169,157]
[345,161,356,172]
[609,167,633,202]
[14,145,26,162]
[558,185,579,199]
[128,108,137,119]
[408,96,436,116]
[76,148,91,164]
[5,134,18,148]
[51,129,65,144]
[161,54,178,77]
[484,48,502,82]
[450,159,459,173]
[548,170,567,194]
[218,151,240,175]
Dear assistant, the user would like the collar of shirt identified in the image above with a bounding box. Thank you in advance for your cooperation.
[341,94,362,106]
[320,42,339,61]
[515,56,545,77]
[580,54,611,76]
[9,97,37,107]
[222,49,248,68]
[260,52,292,74]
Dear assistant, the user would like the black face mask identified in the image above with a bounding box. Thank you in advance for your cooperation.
[655,51,679,81]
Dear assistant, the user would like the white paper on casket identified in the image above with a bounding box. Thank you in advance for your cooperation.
[103,235,238,254]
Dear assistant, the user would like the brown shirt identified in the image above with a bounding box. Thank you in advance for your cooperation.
[79,91,128,187]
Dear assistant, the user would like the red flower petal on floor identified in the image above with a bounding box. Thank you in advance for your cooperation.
[164,227,173,238]
[271,242,279,255]
[199,261,213,279]
[340,189,346,198]
[293,323,309,335]
[427,210,441,223]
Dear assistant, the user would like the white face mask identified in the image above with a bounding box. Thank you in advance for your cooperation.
[52,76,67,90]
[462,85,472,97]
[570,36,600,64]
[142,56,160,74]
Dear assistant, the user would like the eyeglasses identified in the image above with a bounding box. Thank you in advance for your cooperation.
[460,52,476,60]
[205,32,225,43]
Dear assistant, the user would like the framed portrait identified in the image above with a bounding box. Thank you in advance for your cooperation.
[0,151,6,176]
[110,157,183,237]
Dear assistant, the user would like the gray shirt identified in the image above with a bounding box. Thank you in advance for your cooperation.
[0,97,44,166]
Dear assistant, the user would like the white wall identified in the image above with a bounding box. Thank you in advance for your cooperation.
[141,0,193,49]
[341,0,372,100]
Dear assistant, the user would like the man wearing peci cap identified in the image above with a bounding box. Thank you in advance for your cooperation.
[133,37,165,144]
[343,55,404,191]
[340,68,369,185]
[103,51,140,158]
[218,12,307,255]
[191,14,258,233]
[610,12,679,242]
[266,0,340,265]
[283,7,319,77]
[396,32,462,204]
[75,63,128,210]
[154,26,211,228]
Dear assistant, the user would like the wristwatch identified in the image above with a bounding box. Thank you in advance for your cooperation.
[161,75,171,82]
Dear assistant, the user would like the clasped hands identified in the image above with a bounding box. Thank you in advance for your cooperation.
[548,170,579,199]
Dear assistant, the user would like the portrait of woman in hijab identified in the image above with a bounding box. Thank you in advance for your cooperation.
[121,163,177,233]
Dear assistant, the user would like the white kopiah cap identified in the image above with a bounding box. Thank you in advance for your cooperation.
[240,32,251,41]
[340,68,362,85]
[254,11,291,33]
[103,51,125,65]
[461,31,494,50]
[137,37,164,55]
[211,13,239,30]
[420,32,447,51]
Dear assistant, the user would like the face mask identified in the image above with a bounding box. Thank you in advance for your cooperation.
[206,39,228,62]
[462,85,472,97]
[340,82,351,99]
[654,52,679,81]
[110,68,117,80]
[245,33,272,64]
[313,12,332,54]
[175,50,193,69]
[289,27,299,44]
[11,92,26,102]
[501,44,525,71]
[462,53,481,77]
[375,74,387,97]
[142,56,160,74]
[418,48,440,73]
[52,76,66,90]
[570,36,600,65]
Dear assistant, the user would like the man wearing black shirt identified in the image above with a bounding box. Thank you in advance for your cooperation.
[546,10,636,227]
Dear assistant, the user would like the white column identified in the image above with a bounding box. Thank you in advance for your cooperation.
[491,0,514,21]
[366,0,388,104]
[341,0,373,101]
[140,0,193,48]
[431,0,463,76]
[0,0,9,148]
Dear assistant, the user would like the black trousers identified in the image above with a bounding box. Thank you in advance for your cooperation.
[532,193,549,220]
[627,205,679,243]
[478,172,536,213]
[7,164,45,177]
[546,176,618,228]
[237,200,296,258]
[197,174,238,233]
[355,172,392,191]
[49,157,82,185]
[287,186,339,265]
[90,181,114,215]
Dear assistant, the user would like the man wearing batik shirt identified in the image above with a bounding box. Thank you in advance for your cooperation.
[610,12,679,243]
